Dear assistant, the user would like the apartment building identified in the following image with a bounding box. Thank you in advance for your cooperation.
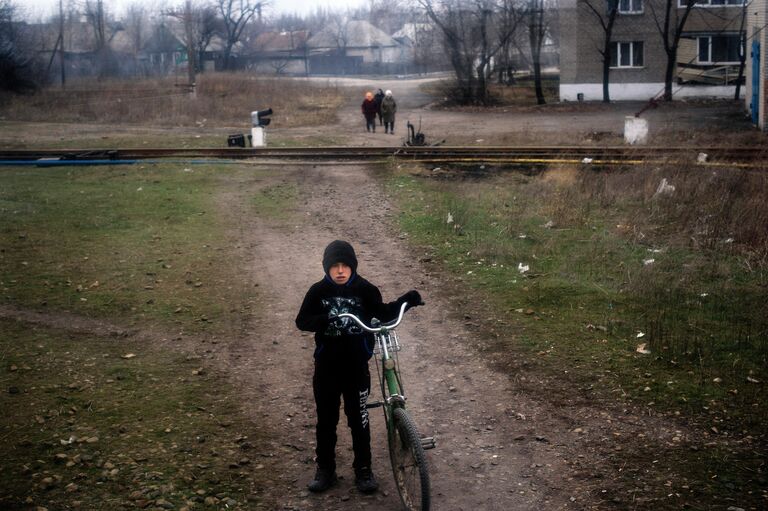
[560,0,746,101]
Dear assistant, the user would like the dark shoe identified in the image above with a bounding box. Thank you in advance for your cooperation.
[355,467,379,494]
[308,468,337,493]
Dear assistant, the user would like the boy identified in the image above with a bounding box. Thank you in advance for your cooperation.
[295,240,422,494]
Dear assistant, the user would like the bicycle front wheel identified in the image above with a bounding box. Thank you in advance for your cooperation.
[389,407,430,511]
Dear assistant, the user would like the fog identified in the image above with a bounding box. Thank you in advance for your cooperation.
[17,0,368,21]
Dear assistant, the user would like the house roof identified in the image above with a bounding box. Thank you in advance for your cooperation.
[251,30,309,52]
[143,24,185,53]
[307,20,398,49]
[391,23,432,42]
[109,29,134,53]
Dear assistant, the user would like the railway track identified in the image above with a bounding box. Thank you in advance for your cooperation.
[1,146,766,167]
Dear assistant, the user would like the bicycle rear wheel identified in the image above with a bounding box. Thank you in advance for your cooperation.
[389,407,430,511]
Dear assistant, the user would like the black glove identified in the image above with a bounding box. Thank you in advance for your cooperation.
[398,290,424,310]
[327,314,344,329]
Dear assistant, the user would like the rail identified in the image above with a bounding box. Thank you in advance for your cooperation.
[0,146,766,167]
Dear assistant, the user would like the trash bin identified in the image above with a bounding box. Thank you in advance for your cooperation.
[227,134,246,147]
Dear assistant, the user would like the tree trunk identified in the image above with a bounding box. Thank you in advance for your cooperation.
[663,48,676,101]
[476,63,488,104]
[734,4,747,100]
[602,43,611,102]
[528,2,545,105]
[533,59,545,104]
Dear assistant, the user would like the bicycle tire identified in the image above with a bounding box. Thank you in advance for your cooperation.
[389,407,430,511]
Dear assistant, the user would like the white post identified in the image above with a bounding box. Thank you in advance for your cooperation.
[624,116,648,145]
[251,126,265,147]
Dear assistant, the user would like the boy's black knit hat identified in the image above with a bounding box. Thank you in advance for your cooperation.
[323,240,358,274]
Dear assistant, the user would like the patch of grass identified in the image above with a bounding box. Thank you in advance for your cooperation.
[0,318,266,510]
[0,163,260,333]
[251,182,299,222]
[387,163,768,505]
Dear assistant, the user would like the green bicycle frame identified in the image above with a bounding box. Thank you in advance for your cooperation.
[377,329,406,423]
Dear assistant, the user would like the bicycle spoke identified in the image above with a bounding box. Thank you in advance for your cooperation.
[388,408,430,510]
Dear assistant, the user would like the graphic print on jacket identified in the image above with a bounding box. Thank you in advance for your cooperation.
[322,296,364,336]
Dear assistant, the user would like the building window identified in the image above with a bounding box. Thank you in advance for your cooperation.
[610,41,644,68]
[678,0,744,7]
[697,34,742,64]
[618,0,643,13]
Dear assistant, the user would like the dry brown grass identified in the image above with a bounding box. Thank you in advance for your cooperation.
[0,73,344,128]
[554,164,768,270]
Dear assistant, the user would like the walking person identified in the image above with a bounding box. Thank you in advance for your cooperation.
[361,92,378,132]
[380,90,397,134]
[296,240,423,494]
[374,89,385,126]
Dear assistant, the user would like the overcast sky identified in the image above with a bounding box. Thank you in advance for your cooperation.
[18,0,368,21]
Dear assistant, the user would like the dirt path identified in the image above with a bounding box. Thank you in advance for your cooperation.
[208,162,606,511]
[280,75,752,146]
[199,87,745,506]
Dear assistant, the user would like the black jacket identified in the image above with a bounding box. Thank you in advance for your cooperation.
[296,274,403,364]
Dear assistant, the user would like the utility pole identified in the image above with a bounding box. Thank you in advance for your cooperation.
[184,0,196,87]
[59,0,65,87]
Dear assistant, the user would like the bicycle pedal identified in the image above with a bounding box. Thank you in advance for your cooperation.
[365,401,384,409]
[421,437,436,450]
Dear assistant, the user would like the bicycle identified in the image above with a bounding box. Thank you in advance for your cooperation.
[339,302,434,511]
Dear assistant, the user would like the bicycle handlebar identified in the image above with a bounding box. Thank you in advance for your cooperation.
[338,302,409,333]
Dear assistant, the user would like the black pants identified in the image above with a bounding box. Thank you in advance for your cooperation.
[365,116,376,132]
[313,360,371,472]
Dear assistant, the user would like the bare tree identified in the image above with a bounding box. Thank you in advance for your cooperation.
[192,5,217,73]
[123,3,148,56]
[494,0,524,84]
[366,0,411,34]
[0,0,38,92]
[648,0,700,101]
[326,13,351,53]
[419,0,522,104]
[269,58,290,74]
[167,1,218,83]
[182,1,199,83]
[83,0,123,78]
[83,0,107,52]
[581,0,618,102]
[216,0,266,70]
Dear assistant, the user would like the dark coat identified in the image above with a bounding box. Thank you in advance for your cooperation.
[361,99,378,120]
[373,90,385,110]
[296,274,403,364]
[380,96,397,123]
